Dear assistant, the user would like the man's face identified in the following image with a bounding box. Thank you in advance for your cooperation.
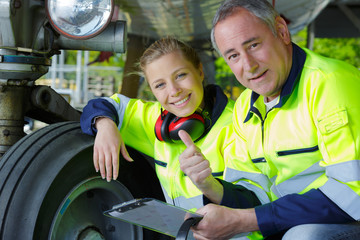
[214,8,292,101]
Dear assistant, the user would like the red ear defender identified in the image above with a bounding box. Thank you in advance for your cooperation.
[154,110,205,143]
[154,110,173,142]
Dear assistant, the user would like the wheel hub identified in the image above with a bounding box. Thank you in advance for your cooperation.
[78,227,105,240]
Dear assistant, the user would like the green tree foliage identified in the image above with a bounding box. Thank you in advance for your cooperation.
[65,50,126,68]
[293,28,360,68]
[214,57,245,100]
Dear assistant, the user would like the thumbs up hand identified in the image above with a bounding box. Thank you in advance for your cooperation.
[178,130,223,203]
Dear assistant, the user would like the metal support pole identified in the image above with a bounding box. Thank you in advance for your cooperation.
[307,21,315,50]
[59,50,65,88]
[75,51,82,105]
[0,85,28,157]
[83,51,89,103]
[51,54,57,89]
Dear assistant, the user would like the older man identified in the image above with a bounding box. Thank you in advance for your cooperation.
[178,0,360,239]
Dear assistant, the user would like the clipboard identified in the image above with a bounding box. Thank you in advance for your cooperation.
[103,198,203,237]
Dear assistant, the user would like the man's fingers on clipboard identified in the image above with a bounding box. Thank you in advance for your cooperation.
[177,217,203,240]
[184,213,203,228]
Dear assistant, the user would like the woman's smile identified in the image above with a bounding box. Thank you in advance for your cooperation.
[173,94,191,107]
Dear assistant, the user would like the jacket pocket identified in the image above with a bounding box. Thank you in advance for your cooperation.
[318,109,348,134]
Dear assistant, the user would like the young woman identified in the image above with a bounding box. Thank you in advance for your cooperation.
[80,36,235,211]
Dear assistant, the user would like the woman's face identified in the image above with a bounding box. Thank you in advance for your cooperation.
[145,50,204,117]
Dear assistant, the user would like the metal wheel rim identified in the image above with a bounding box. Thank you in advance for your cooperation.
[49,176,143,240]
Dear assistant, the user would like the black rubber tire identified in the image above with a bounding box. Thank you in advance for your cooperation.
[0,121,169,240]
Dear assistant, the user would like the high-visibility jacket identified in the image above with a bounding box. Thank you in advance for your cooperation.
[81,84,235,211]
[223,44,360,237]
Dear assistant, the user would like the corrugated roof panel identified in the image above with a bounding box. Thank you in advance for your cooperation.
[114,0,338,42]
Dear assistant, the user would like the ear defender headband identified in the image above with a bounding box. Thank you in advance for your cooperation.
[154,109,205,143]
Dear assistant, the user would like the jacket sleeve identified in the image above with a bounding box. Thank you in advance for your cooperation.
[203,179,261,208]
[255,189,354,237]
[307,56,360,221]
[80,98,119,136]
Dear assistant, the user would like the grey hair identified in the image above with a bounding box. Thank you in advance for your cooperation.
[211,0,279,53]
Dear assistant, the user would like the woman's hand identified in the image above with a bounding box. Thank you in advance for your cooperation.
[94,117,133,182]
[178,130,223,203]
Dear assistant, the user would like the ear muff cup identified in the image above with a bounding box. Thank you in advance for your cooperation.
[168,113,205,141]
[154,111,174,142]
[155,110,205,143]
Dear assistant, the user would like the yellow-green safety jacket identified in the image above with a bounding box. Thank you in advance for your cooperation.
[224,44,360,237]
[81,85,235,211]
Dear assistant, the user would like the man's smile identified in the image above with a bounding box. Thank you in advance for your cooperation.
[249,70,268,81]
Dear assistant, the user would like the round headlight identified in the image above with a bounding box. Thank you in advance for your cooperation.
[46,0,114,39]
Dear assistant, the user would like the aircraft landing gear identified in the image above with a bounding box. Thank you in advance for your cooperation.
[0,121,166,240]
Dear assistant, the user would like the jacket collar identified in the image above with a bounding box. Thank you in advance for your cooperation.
[196,84,228,141]
[244,43,306,123]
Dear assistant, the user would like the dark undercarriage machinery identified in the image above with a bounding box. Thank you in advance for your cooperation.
[0,0,166,239]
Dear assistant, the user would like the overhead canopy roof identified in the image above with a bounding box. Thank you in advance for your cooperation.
[114,0,333,46]
[314,0,360,38]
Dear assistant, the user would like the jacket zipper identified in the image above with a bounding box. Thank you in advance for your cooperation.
[277,146,319,156]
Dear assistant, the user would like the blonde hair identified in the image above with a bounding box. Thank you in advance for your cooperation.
[139,36,201,78]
